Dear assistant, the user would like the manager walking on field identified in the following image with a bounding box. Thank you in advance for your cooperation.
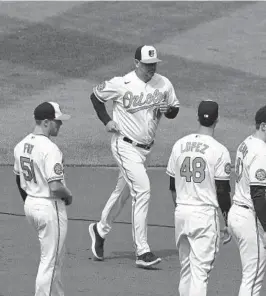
[89,45,180,268]
[13,102,72,296]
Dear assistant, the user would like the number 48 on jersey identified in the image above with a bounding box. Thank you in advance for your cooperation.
[180,156,206,183]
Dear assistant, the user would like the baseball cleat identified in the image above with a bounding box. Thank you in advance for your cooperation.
[89,223,105,261]
[136,252,161,268]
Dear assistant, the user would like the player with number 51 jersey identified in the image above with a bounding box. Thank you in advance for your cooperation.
[13,101,72,296]
[14,135,65,197]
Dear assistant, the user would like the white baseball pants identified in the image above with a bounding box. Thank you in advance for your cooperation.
[228,203,266,296]
[175,204,220,296]
[24,196,68,296]
[97,134,151,256]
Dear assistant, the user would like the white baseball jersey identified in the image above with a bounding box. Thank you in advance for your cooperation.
[13,133,65,198]
[233,135,266,209]
[93,71,180,145]
[166,133,231,207]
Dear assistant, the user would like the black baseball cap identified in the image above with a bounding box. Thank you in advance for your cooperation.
[198,100,219,127]
[34,102,71,121]
[255,105,266,125]
[135,45,162,64]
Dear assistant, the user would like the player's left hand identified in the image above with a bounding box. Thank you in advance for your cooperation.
[157,101,169,114]
[221,227,232,245]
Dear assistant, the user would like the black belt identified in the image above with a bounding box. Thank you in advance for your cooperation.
[123,137,154,150]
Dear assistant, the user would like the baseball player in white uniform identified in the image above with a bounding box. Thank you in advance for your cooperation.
[89,45,180,268]
[13,102,72,296]
[228,106,266,296]
[167,100,232,296]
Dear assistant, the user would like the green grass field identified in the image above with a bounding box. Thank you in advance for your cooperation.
[1,2,266,295]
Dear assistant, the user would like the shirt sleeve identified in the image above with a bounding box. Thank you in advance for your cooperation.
[214,147,231,180]
[93,77,122,103]
[13,147,20,175]
[166,142,179,177]
[165,80,180,108]
[44,147,64,183]
[250,155,266,186]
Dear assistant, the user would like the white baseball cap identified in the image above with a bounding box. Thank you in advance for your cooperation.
[135,45,162,64]
[34,101,71,121]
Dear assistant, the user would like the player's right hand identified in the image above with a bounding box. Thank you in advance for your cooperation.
[105,120,120,133]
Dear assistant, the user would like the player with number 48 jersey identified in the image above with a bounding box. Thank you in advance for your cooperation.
[167,100,232,296]
[167,103,231,209]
